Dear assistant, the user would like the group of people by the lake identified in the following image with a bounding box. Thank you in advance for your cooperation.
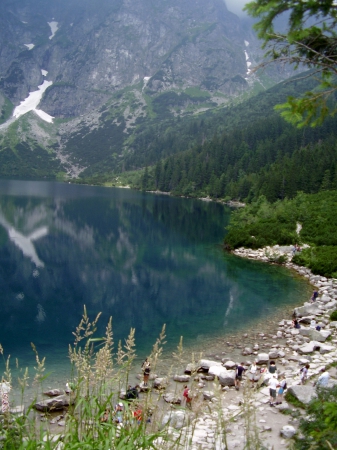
[234,357,330,406]
[100,401,148,427]
[235,360,286,406]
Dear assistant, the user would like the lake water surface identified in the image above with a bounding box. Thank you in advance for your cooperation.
[0,180,311,387]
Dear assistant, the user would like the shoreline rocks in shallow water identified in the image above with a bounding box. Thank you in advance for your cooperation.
[35,394,74,412]
[165,249,337,450]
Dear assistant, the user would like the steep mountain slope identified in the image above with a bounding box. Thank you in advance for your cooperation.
[0,0,296,178]
[0,0,255,117]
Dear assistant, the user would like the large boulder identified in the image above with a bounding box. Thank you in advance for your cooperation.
[208,366,227,378]
[203,391,215,401]
[299,328,329,342]
[161,410,187,430]
[198,359,222,372]
[218,370,236,387]
[223,360,237,370]
[163,393,181,404]
[43,389,65,397]
[287,385,317,405]
[34,394,73,412]
[184,363,197,374]
[294,304,321,318]
[242,347,253,356]
[319,343,335,354]
[173,375,190,383]
[256,353,269,365]
[298,341,320,355]
[153,377,169,390]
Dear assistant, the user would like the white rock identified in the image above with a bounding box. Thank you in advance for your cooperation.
[256,353,269,364]
[280,425,296,438]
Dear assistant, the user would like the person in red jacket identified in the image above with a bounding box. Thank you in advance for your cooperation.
[183,385,192,408]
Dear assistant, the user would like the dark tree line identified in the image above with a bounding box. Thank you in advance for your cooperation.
[141,112,337,202]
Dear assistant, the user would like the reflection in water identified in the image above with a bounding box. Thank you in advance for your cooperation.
[0,212,47,267]
[0,180,311,375]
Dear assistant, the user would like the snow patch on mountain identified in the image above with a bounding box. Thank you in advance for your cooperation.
[13,80,54,123]
[244,50,252,75]
[48,21,58,39]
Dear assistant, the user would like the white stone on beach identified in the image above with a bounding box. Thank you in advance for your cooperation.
[280,425,296,438]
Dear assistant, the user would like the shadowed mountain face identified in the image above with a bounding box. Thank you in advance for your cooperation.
[0,0,251,117]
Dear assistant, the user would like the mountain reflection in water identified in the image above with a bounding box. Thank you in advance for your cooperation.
[0,180,310,371]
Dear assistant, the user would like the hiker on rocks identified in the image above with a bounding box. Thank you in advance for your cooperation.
[101,407,111,423]
[310,319,317,329]
[0,379,11,414]
[300,364,310,384]
[314,368,330,388]
[292,319,301,329]
[235,362,246,391]
[268,361,277,377]
[248,361,258,387]
[142,358,151,386]
[182,385,192,408]
[126,384,139,400]
[311,290,318,303]
[133,405,143,424]
[114,402,124,423]
[268,375,278,407]
[257,367,268,388]
[275,375,287,405]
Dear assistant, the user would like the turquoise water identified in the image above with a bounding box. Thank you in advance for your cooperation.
[0,180,311,387]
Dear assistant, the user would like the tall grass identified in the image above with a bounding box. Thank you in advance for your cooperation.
[0,306,264,449]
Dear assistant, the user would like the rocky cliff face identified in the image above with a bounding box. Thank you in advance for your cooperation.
[0,0,297,179]
[0,0,252,118]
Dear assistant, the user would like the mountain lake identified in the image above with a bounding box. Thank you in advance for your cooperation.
[0,179,312,395]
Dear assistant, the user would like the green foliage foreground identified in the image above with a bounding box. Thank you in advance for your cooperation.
[224,190,337,277]
[293,385,337,450]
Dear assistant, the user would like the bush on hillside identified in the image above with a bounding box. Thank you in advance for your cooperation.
[293,246,337,278]
[293,385,337,450]
[330,310,337,321]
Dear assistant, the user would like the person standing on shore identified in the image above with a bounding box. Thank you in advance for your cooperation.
[268,375,278,407]
[235,362,246,391]
[183,385,192,409]
[142,358,151,386]
[268,361,277,377]
[311,290,318,303]
[248,361,257,388]
[314,368,330,388]
[300,364,310,384]
[275,376,287,405]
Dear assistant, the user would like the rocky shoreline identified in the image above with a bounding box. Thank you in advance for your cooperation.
[151,245,337,450]
[15,245,337,450]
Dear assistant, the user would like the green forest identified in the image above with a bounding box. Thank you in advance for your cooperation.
[81,73,337,205]
[224,190,337,278]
